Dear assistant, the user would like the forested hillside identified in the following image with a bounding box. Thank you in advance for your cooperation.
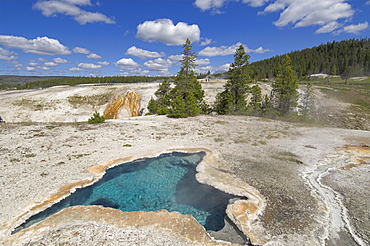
[0,76,165,90]
[252,38,370,79]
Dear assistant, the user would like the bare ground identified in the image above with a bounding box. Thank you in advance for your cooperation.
[0,83,369,245]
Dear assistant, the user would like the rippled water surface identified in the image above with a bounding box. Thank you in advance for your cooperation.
[14,152,237,233]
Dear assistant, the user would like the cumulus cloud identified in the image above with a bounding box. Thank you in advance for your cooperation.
[0,47,18,61]
[73,47,90,54]
[341,22,369,35]
[28,62,39,66]
[269,0,354,29]
[136,19,201,46]
[87,53,102,59]
[196,58,211,65]
[143,58,174,74]
[33,0,115,25]
[196,0,363,35]
[53,57,69,63]
[315,21,343,34]
[44,61,58,66]
[97,61,109,65]
[78,63,102,69]
[194,0,269,11]
[37,66,51,70]
[126,46,165,59]
[253,46,272,54]
[69,67,83,72]
[198,43,270,57]
[198,43,243,57]
[26,67,36,71]
[200,38,212,46]
[115,58,141,70]
[0,35,71,55]
[169,55,183,62]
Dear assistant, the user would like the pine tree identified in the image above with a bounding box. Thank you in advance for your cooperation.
[215,45,251,114]
[214,90,233,115]
[299,82,316,120]
[169,39,205,118]
[271,54,298,116]
[249,85,262,114]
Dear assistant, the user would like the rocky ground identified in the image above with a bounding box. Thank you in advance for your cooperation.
[0,82,369,245]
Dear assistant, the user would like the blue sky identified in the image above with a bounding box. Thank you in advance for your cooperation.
[0,0,369,77]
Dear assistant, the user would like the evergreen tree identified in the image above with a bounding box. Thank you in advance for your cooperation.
[271,55,298,116]
[249,85,262,114]
[168,96,187,118]
[214,90,233,115]
[169,38,205,117]
[299,82,316,120]
[215,45,251,114]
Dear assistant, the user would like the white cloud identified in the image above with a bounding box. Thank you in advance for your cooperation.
[199,43,243,57]
[196,0,361,35]
[33,0,115,25]
[169,55,183,62]
[341,22,369,35]
[315,21,342,34]
[253,46,272,54]
[44,61,58,66]
[194,0,268,11]
[199,43,271,56]
[28,62,38,66]
[215,63,230,73]
[126,46,165,59]
[78,63,102,69]
[0,35,71,55]
[144,58,174,72]
[115,58,141,70]
[73,47,90,54]
[26,67,36,71]
[0,47,18,61]
[87,53,102,59]
[69,67,83,72]
[97,61,109,65]
[136,19,201,46]
[200,38,212,46]
[196,58,211,65]
[37,66,51,70]
[53,57,69,63]
[272,0,354,29]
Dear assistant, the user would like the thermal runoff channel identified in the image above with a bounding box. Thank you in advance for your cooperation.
[14,152,241,233]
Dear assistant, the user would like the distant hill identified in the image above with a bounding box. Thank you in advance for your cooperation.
[0,75,67,85]
[251,38,370,79]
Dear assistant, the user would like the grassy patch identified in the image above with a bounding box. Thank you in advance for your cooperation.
[214,137,224,142]
[271,151,304,164]
[68,92,114,108]
[122,144,132,147]
[10,158,20,162]
[24,154,36,158]
[215,120,228,124]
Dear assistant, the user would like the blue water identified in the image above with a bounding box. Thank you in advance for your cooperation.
[13,152,240,233]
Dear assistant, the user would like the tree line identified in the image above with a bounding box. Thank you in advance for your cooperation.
[251,38,370,79]
[148,40,311,119]
[0,76,166,90]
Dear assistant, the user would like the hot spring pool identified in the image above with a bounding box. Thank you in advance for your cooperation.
[13,151,240,234]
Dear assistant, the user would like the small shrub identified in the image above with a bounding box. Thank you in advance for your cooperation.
[214,137,224,142]
[10,158,20,162]
[88,112,105,124]
[122,144,132,147]
[24,154,36,158]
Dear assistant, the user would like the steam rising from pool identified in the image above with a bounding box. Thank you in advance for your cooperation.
[13,152,240,234]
